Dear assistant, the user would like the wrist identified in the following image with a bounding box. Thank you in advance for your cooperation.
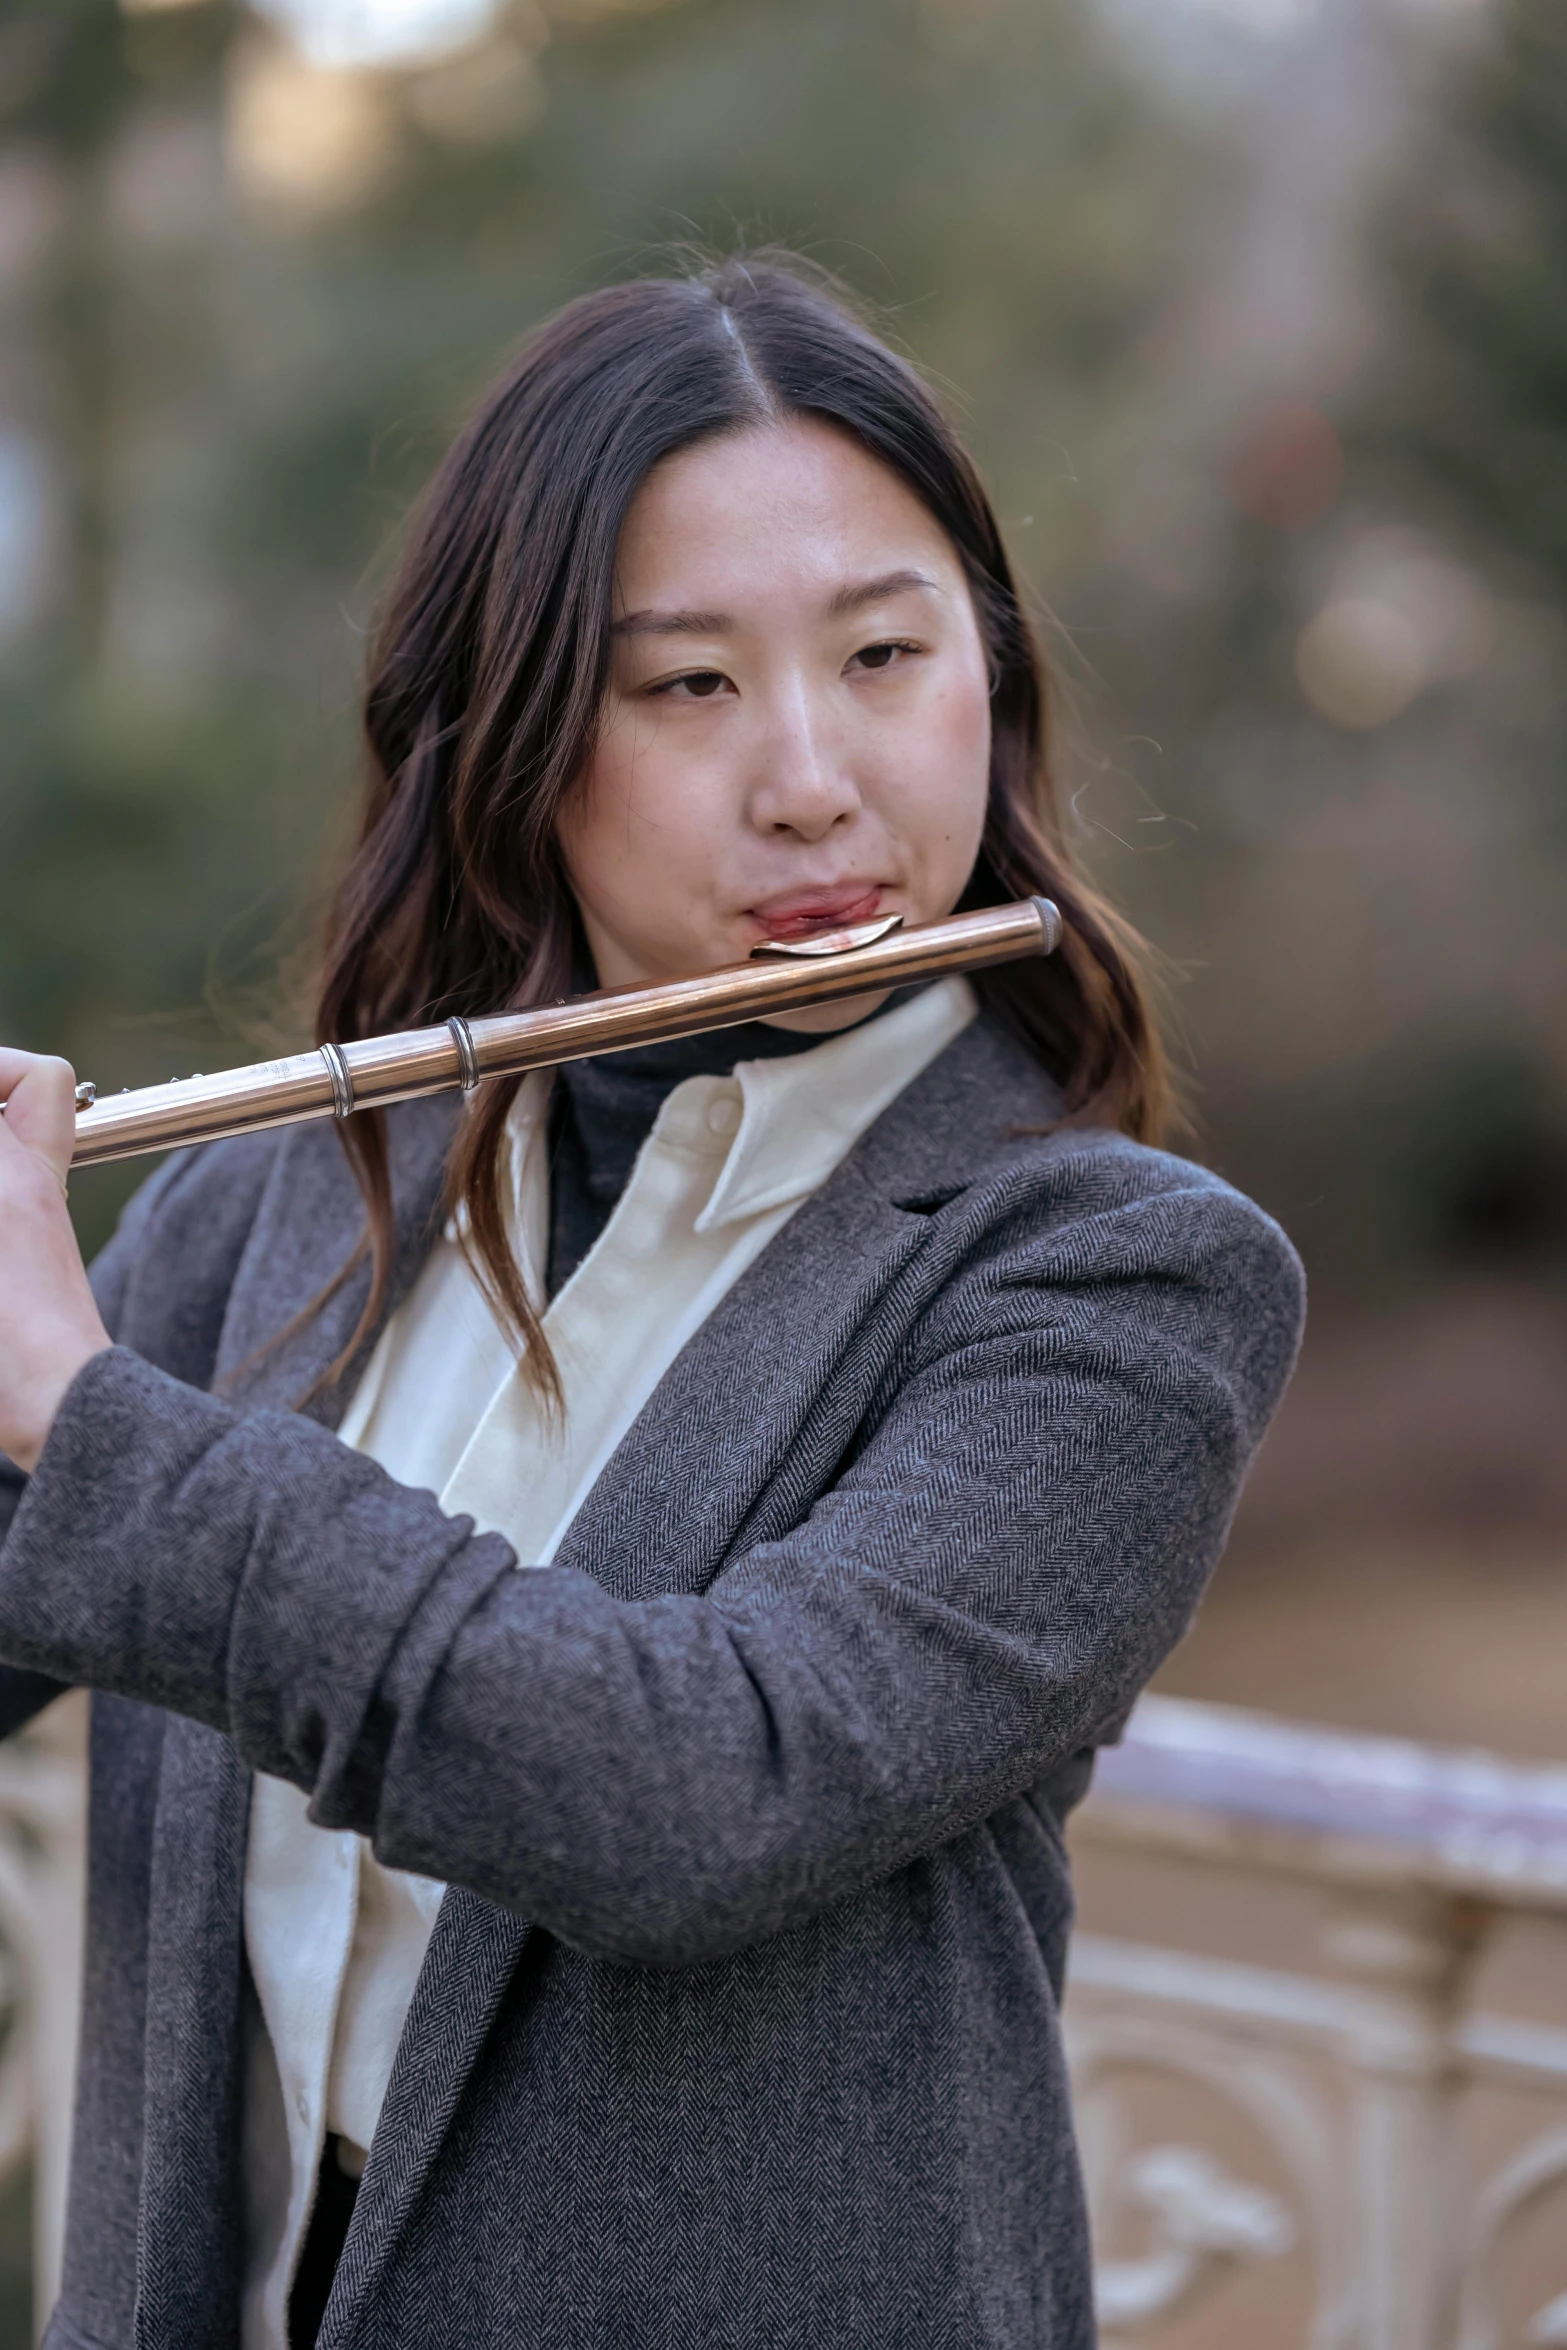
[6,1333,112,1477]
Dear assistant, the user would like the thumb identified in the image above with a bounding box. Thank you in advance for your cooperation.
[0,1051,81,1194]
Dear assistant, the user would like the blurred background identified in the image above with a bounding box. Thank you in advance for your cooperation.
[0,0,1564,2334]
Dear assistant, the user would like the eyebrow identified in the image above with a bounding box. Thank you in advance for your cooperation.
[611,568,941,638]
[827,567,940,616]
[612,606,731,638]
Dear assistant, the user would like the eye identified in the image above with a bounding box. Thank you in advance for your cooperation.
[648,669,732,700]
[848,639,921,674]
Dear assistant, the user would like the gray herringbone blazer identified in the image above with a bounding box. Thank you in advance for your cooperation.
[0,1013,1303,2350]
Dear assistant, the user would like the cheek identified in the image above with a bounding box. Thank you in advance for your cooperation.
[944,659,994,786]
[897,657,993,854]
[555,745,631,928]
[563,706,655,864]
[559,705,714,907]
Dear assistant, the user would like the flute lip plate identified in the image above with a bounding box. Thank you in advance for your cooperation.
[749,912,904,959]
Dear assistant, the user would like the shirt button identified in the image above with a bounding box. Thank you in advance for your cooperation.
[707,1096,742,1137]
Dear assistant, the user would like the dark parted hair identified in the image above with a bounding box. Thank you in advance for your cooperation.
[314,253,1173,1398]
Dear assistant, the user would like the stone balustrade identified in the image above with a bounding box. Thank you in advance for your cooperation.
[1069,1695,1567,2348]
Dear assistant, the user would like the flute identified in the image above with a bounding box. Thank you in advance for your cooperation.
[66,897,1062,1170]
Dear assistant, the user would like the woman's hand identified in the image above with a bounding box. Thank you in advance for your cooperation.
[0,1051,111,1476]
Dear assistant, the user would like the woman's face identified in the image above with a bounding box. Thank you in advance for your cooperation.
[555,416,993,1031]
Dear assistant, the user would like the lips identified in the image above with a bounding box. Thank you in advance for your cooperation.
[747,884,885,942]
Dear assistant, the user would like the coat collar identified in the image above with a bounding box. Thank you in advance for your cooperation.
[840,1000,1063,1202]
[695,973,976,1230]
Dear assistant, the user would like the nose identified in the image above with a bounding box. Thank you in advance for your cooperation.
[745,679,862,844]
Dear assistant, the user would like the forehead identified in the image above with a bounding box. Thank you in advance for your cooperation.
[613,416,960,608]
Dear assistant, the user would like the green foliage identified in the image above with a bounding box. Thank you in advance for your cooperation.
[1378,0,1567,597]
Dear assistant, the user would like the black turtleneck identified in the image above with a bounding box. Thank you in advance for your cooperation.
[544,987,926,1299]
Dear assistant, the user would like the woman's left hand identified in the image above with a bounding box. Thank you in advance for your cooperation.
[0,1051,111,1476]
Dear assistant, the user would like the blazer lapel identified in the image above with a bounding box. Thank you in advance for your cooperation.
[322,1888,526,2350]
[133,1103,454,2346]
[551,1010,1062,1603]
[551,1155,933,1602]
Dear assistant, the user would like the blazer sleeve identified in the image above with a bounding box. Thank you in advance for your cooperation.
[0,1156,196,1737]
[0,1156,1304,1967]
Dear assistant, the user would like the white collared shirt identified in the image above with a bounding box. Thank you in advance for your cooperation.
[240,976,977,2349]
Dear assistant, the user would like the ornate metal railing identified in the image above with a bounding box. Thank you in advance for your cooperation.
[0,1692,1565,2343]
[1068,1696,1567,2349]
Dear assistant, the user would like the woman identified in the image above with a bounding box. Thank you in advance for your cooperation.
[0,257,1302,2350]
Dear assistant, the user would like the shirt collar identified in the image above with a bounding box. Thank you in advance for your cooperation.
[694,975,978,1232]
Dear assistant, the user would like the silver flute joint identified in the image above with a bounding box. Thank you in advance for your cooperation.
[319,1040,355,1120]
[447,1016,480,1093]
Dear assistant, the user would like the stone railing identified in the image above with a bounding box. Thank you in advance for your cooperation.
[1067,1696,1567,2349]
[1,1693,1566,2343]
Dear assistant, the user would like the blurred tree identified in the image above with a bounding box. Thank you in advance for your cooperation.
[1375,0,1567,606]
[1347,0,1567,1272]
[1052,0,1567,1288]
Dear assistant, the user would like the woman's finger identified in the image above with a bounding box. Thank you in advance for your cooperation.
[0,1051,78,1191]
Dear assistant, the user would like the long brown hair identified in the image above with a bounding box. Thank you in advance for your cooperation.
[315,253,1172,1399]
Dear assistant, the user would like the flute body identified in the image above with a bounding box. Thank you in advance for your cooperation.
[69,897,1061,1171]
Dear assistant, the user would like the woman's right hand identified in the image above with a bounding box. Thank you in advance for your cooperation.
[0,1050,111,1475]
